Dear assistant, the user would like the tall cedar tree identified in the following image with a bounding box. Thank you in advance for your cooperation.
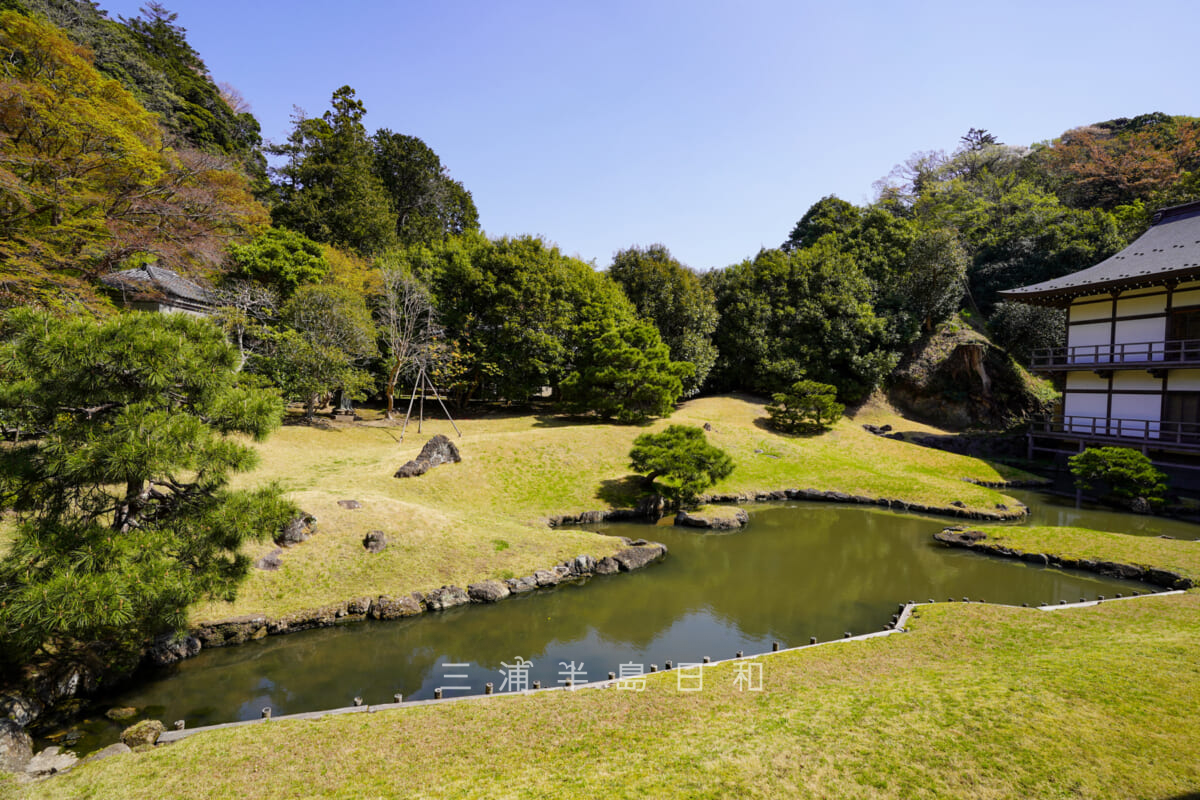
[0,310,296,680]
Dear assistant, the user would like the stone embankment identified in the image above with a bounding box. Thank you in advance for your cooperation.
[186,539,668,653]
[932,528,1194,590]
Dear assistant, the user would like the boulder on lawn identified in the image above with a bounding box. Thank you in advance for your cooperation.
[395,434,462,478]
[275,512,317,547]
[362,531,387,554]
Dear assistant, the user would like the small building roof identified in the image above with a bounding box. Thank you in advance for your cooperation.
[998,199,1200,306]
[101,264,212,308]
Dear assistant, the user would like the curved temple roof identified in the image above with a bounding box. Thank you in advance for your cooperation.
[998,200,1200,306]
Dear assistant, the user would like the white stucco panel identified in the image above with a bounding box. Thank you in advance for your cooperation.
[1067,322,1111,362]
[1169,370,1200,390]
[1116,294,1166,317]
[1112,371,1163,392]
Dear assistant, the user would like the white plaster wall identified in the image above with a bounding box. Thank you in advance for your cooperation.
[1116,294,1166,317]
[1173,289,1200,307]
[1069,301,1112,323]
[1110,394,1160,438]
[1063,392,1107,432]
[1067,322,1111,363]
[1114,318,1166,360]
[1112,371,1163,392]
[1066,372,1108,391]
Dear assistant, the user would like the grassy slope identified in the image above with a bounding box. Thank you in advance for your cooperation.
[978,525,1200,580]
[25,593,1200,799]
[196,395,1028,622]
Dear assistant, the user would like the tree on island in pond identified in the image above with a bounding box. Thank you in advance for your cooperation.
[1068,447,1168,510]
[0,310,297,682]
[765,380,845,434]
[629,425,734,505]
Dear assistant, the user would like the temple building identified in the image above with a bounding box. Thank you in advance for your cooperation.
[1000,199,1200,475]
[101,263,213,316]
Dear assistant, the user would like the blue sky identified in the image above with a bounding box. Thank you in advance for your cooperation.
[98,1,1199,271]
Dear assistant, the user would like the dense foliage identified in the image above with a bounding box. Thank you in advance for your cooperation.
[628,425,734,504]
[765,380,844,434]
[1068,447,1168,508]
[0,310,295,678]
[607,245,717,397]
[559,319,692,422]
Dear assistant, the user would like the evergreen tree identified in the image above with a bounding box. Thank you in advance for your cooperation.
[629,425,734,505]
[0,310,296,679]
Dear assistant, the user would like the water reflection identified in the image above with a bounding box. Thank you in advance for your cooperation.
[80,502,1155,748]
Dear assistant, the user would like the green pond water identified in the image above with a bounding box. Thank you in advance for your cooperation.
[56,497,1191,752]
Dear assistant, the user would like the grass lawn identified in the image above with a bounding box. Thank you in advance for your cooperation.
[21,589,1200,798]
[195,394,1030,622]
[972,525,1200,583]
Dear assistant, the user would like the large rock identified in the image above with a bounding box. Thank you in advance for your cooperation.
[612,544,667,572]
[674,507,749,530]
[120,719,164,748]
[254,548,284,571]
[0,719,32,774]
[146,632,202,667]
[275,512,317,547]
[38,666,95,704]
[424,585,470,611]
[635,494,667,521]
[80,742,132,765]
[568,554,597,576]
[370,594,424,619]
[362,531,387,554]
[533,569,560,587]
[395,434,462,478]
[0,695,42,728]
[468,580,511,604]
[933,529,988,546]
[505,576,539,593]
[594,557,619,575]
[24,745,77,778]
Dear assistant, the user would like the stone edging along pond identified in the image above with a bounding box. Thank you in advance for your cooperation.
[933,528,1195,590]
[168,483,1028,664]
[178,539,667,660]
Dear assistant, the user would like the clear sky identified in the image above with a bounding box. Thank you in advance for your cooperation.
[96,0,1199,271]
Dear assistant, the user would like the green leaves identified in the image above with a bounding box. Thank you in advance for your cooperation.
[629,425,734,505]
[0,309,295,675]
[1068,447,1168,508]
[765,380,844,434]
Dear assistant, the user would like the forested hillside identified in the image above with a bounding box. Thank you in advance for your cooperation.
[2,0,1198,415]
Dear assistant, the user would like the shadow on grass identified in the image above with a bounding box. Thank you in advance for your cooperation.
[750,416,827,438]
[532,413,656,430]
[596,475,647,508]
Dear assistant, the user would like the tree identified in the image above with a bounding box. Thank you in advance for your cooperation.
[0,11,267,311]
[224,227,329,298]
[894,227,968,332]
[211,280,278,370]
[559,319,692,423]
[260,284,378,419]
[987,301,1065,364]
[607,245,717,396]
[706,243,896,402]
[765,380,844,434]
[372,130,479,245]
[376,266,437,419]
[1068,447,1168,509]
[269,86,396,256]
[0,309,296,680]
[628,425,734,505]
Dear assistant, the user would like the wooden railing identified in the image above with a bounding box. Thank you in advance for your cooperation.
[1029,339,1200,370]
[1031,415,1200,452]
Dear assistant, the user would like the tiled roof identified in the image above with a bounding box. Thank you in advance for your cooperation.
[102,264,212,305]
[998,200,1200,305]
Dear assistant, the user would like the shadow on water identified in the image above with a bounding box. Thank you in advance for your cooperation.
[60,501,1164,754]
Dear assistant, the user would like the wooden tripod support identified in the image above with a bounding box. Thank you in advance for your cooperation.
[398,365,461,443]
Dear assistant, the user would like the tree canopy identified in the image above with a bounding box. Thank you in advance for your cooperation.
[0,309,295,678]
[628,425,734,505]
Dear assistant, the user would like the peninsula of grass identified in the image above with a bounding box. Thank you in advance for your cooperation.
[196,394,1031,623]
[969,525,1200,584]
[25,584,1200,798]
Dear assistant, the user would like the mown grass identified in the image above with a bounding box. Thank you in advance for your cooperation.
[975,525,1200,583]
[195,395,1029,622]
[25,590,1200,799]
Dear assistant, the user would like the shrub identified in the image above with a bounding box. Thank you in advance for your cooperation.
[1068,447,1168,508]
[765,380,844,434]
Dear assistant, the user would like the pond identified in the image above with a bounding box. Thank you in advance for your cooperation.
[58,497,1172,752]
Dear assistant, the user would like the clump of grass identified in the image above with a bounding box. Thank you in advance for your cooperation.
[492,539,510,552]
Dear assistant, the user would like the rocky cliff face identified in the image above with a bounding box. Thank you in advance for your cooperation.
[888,320,1057,431]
